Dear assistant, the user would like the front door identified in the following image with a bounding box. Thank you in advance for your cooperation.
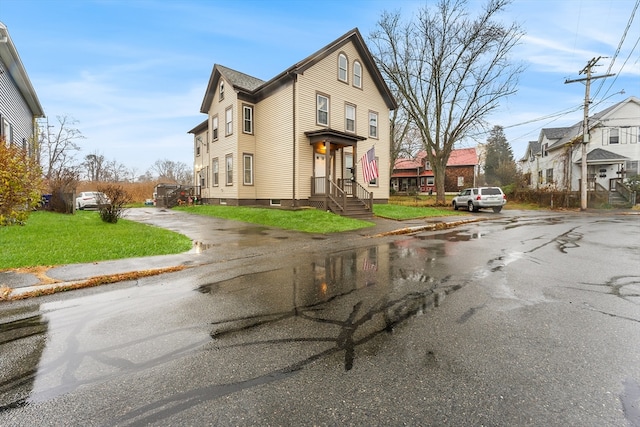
[315,153,326,194]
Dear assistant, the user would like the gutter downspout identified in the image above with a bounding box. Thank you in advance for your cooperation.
[290,70,299,207]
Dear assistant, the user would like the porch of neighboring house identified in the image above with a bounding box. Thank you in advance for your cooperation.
[579,152,637,208]
[305,130,374,219]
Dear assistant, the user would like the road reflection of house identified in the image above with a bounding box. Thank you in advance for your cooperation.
[391,148,479,194]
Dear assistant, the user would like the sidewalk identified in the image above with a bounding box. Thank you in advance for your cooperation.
[1,213,483,300]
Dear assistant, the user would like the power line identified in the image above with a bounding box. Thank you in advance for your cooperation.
[593,0,639,100]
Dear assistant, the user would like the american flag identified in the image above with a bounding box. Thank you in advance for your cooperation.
[360,147,379,183]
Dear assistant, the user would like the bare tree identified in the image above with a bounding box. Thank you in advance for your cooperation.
[39,115,84,181]
[149,159,192,184]
[83,152,106,181]
[369,0,524,203]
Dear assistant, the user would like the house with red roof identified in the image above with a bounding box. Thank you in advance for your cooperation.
[391,147,479,194]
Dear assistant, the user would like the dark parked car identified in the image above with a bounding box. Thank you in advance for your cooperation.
[452,187,506,212]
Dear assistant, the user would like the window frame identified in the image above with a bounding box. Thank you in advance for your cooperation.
[368,111,378,139]
[345,103,356,133]
[225,154,233,186]
[212,115,219,141]
[225,106,233,136]
[338,53,348,83]
[609,128,619,144]
[317,93,329,126]
[243,153,254,185]
[219,81,225,101]
[243,105,253,134]
[212,158,219,187]
[353,60,362,88]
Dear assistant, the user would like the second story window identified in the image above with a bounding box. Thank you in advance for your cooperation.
[338,53,348,82]
[243,105,253,134]
[225,107,233,136]
[212,115,219,141]
[219,81,225,101]
[353,61,362,88]
[345,104,356,133]
[317,94,329,126]
[609,128,619,144]
[369,111,378,138]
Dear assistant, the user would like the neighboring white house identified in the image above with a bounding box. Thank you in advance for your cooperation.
[0,22,44,154]
[520,96,639,198]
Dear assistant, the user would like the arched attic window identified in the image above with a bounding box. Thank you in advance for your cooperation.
[338,53,348,83]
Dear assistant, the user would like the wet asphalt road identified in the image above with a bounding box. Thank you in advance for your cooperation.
[1,209,639,426]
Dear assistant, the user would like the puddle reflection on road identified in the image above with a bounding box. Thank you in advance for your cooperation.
[198,239,462,371]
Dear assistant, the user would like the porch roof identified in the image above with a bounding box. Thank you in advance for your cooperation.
[305,128,366,147]
[576,148,629,164]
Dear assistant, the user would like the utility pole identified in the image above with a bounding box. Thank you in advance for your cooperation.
[565,57,615,210]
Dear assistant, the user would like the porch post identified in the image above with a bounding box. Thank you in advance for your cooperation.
[324,139,331,206]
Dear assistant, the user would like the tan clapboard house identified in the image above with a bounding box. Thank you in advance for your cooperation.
[189,28,396,218]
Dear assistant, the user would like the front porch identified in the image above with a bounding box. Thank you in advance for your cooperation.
[309,177,373,219]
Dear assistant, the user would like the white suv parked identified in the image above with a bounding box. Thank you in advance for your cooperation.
[452,187,506,213]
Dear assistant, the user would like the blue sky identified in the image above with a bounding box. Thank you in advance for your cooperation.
[1,0,638,175]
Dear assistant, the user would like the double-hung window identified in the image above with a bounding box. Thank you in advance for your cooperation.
[609,128,619,144]
[353,61,362,88]
[338,53,348,82]
[212,158,219,186]
[317,94,329,126]
[243,154,253,185]
[212,115,218,141]
[345,104,356,133]
[369,111,378,138]
[219,81,225,101]
[225,154,233,185]
[225,107,233,136]
[243,105,253,134]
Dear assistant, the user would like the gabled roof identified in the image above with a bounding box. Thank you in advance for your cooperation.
[394,147,478,171]
[519,140,541,162]
[546,96,640,151]
[0,22,44,118]
[200,28,396,113]
[447,147,478,166]
[576,148,629,164]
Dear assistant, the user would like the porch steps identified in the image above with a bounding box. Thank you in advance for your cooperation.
[328,197,373,219]
[609,190,633,208]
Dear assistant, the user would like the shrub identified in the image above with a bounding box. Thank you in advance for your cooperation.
[97,184,132,223]
[0,138,43,225]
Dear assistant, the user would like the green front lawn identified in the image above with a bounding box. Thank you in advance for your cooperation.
[174,205,375,233]
[0,210,193,270]
[1,202,463,270]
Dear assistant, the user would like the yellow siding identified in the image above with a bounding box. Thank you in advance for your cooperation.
[194,37,392,203]
[206,76,239,200]
[296,42,391,198]
[254,84,294,199]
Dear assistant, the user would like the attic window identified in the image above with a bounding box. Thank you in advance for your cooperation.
[353,61,362,88]
[219,81,225,101]
[338,53,348,83]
